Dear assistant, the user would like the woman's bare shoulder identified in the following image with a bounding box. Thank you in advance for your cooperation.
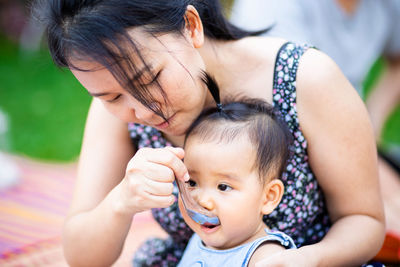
[244,36,288,59]
[296,48,363,109]
[295,48,369,147]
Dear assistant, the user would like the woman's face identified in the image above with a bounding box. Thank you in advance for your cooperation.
[70,28,211,137]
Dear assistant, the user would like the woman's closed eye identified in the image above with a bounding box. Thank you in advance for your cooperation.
[217,183,232,192]
[106,94,122,103]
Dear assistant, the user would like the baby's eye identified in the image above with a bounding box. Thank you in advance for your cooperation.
[186,179,197,188]
[217,184,232,192]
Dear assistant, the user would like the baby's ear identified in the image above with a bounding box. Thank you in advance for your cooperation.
[261,179,284,215]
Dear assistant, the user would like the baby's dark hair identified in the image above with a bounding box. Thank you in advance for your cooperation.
[184,76,292,182]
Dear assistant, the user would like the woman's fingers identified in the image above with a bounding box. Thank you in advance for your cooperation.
[148,147,189,182]
[141,162,175,183]
[143,178,175,196]
[131,147,189,182]
[126,185,176,210]
[164,146,190,181]
[139,192,176,208]
[119,147,188,213]
[164,146,185,159]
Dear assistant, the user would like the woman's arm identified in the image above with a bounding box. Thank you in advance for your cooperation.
[63,99,189,266]
[295,49,385,266]
[256,48,385,267]
[63,99,136,266]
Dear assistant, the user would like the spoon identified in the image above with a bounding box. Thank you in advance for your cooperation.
[176,178,220,225]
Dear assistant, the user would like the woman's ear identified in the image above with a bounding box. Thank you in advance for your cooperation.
[261,179,284,215]
[183,5,204,48]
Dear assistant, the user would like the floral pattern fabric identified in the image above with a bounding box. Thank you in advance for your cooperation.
[129,42,331,266]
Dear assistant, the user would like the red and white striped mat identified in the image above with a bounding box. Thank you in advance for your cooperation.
[0,155,166,266]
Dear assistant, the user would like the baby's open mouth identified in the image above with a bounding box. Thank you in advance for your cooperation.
[201,222,220,229]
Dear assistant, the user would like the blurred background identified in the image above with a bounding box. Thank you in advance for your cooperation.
[0,0,91,162]
[0,0,92,265]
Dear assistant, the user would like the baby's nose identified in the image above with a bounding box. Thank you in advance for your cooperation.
[196,191,215,211]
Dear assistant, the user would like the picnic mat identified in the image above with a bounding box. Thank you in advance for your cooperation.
[0,155,166,266]
[0,154,398,266]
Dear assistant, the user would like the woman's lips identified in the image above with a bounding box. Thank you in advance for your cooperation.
[154,113,175,129]
[155,120,169,129]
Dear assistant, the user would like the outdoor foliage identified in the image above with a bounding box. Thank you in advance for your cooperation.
[0,36,91,161]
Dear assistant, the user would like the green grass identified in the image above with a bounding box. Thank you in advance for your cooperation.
[0,36,91,162]
[363,59,400,146]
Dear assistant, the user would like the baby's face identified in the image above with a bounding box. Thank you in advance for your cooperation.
[181,135,268,250]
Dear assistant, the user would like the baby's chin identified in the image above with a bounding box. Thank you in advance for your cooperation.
[202,238,240,251]
[203,225,269,250]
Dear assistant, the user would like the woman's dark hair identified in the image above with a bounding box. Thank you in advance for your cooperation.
[184,76,292,182]
[33,0,268,120]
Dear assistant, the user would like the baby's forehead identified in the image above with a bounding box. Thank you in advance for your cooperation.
[185,128,250,149]
[186,119,251,141]
[184,132,256,163]
[184,135,259,170]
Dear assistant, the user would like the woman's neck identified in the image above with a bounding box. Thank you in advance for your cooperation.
[197,38,235,95]
[197,36,285,103]
[198,37,266,98]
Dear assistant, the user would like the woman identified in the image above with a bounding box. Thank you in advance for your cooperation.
[35,0,384,266]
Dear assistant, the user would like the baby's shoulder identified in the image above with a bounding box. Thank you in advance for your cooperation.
[247,230,297,267]
[247,241,285,267]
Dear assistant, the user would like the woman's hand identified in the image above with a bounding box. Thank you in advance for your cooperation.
[113,146,189,216]
[255,248,316,267]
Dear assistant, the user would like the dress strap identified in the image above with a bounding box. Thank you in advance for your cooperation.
[272,42,312,133]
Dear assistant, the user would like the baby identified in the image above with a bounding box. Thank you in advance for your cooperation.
[177,96,297,266]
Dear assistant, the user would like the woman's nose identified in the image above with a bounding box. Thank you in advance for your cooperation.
[134,106,155,121]
[129,98,156,122]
